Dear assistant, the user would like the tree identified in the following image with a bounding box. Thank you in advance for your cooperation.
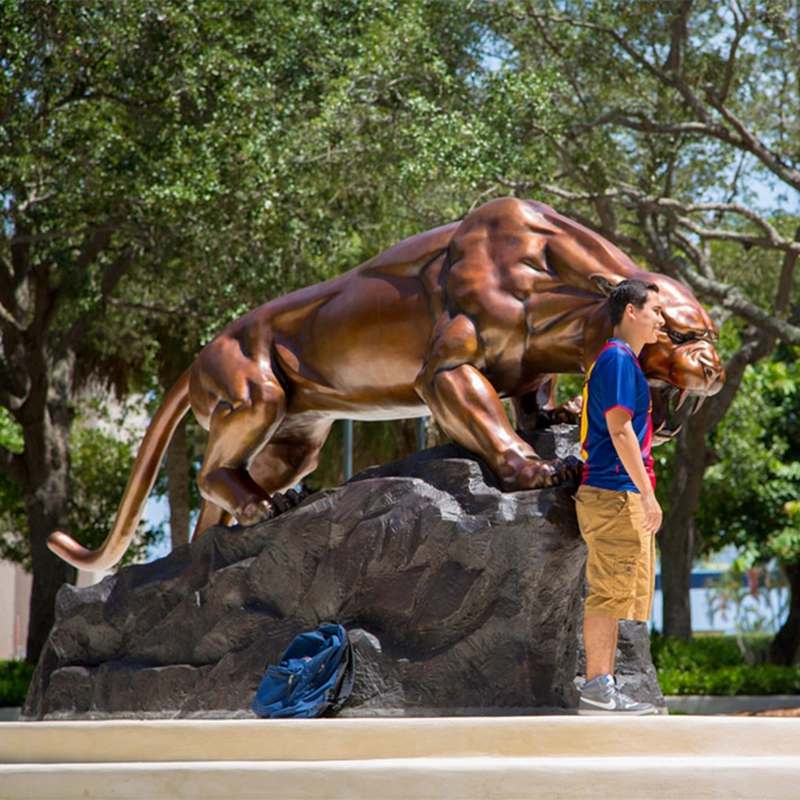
[696,340,800,662]
[1,0,563,661]
[485,0,800,638]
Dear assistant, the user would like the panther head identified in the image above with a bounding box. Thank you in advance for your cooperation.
[595,272,725,443]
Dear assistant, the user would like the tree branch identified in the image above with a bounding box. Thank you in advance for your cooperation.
[671,201,785,243]
[532,9,800,191]
[9,224,32,293]
[672,230,716,280]
[533,184,654,264]
[545,184,798,253]
[664,1,691,75]
[703,88,800,191]
[773,226,800,318]
[0,302,24,332]
[672,258,800,345]
[718,3,749,104]
[672,217,797,252]
[581,110,720,138]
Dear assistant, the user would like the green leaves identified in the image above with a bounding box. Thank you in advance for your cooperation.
[658,663,800,695]
[651,633,800,695]
[0,413,162,570]
[0,660,34,707]
[0,1,567,580]
[0,410,23,455]
[697,340,800,565]
[67,421,163,563]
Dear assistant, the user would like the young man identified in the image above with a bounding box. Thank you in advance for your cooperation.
[576,279,664,715]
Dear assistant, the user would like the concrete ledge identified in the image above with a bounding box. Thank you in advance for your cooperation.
[4,717,800,799]
[3,756,800,800]
[3,716,800,761]
[666,695,800,715]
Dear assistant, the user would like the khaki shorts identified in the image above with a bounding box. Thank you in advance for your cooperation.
[575,485,655,622]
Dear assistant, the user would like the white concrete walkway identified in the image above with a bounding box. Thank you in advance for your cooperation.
[2,716,799,799]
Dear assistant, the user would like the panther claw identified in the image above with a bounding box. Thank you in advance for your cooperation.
[515,455,582,490]
[243,485,312,524]
[237,499,273,526]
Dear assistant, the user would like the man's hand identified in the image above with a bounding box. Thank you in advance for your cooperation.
[640,491,663,535]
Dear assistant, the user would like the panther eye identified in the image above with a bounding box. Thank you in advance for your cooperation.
[665,329,695,345]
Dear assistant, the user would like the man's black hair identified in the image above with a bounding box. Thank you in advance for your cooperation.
[608,279,659,326]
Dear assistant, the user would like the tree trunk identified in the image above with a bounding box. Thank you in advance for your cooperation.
[27,506,74,663]
[768,562,800,665]
[659,332,776,640]
[23,357,76,663]
[165,417,190,548]
[660,415,708,639]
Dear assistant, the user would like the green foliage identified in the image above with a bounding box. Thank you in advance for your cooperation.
[658,664,800,696]
[651,632,765,671]
[1,0,562,393]
[67,421,163,561]
[651,633,800,695]
[697,343,800,567]
[0,410,23,455]
[1,0,564,527]
[0,661,34,707]
[0,413,162,570]
[555,374,583,405]
[0,410,28,565]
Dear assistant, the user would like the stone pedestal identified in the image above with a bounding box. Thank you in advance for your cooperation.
[24,426,664,719]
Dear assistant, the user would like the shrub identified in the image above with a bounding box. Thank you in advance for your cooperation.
[651,634,800,695]
[650,633,771,671]
[658,664,800,695]
[0,661,34,707]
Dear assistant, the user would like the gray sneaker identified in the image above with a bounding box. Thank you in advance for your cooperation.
[578,674,657,716]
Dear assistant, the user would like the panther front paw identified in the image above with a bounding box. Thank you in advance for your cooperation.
[502,455,583,490]
[236,498,273,525]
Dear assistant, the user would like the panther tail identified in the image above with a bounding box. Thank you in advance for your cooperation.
[48,368,192,571]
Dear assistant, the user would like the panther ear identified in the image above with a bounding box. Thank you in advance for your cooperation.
[589,274,622,297]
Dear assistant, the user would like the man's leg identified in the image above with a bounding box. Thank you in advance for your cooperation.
[576,487,657,715]
[584,611,618,680]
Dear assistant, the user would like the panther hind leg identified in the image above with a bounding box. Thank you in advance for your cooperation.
[247,417,333,498]
[513,376,583,431]
[191,501,233,540]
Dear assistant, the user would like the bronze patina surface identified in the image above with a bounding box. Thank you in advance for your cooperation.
[49,197,724,570]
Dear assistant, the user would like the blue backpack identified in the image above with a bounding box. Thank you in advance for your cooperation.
[252,623,355,718]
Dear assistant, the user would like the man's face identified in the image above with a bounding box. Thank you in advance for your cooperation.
[629,293,664,344]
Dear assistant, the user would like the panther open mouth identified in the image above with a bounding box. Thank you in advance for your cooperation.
[650,383,708,443]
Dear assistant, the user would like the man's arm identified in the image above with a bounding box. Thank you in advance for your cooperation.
[605,407,663,534]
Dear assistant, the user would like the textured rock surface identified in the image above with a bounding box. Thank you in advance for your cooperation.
[24,426,664,719]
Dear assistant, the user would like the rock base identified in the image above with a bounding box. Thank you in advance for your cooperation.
[24,427,664,719]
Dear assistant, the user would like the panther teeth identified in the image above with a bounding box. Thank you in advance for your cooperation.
[675,389,689,411]
[692,395,706,415]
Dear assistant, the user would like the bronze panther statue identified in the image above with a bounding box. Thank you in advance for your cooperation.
[49,197,724,570]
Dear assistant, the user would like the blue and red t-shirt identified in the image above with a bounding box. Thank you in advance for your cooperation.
[579,338,655,493]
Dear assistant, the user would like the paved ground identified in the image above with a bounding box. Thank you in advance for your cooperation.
[733,707,800,717]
